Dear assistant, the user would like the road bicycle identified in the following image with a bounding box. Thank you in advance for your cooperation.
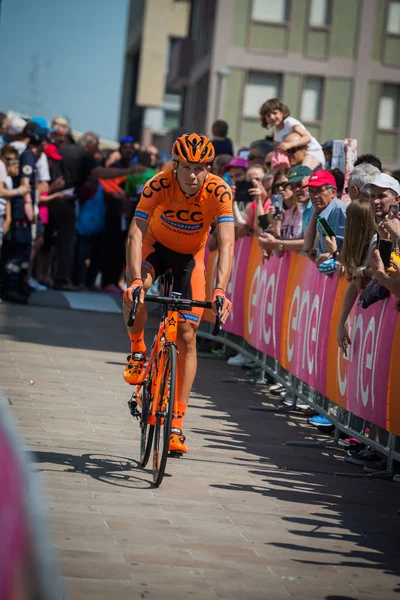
[127,271,222,487]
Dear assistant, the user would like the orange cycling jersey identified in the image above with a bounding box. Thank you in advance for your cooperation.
[134,170,234,254]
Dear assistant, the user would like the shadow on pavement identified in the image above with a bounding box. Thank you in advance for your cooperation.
[28,450,154,490]
[191,353,400,590]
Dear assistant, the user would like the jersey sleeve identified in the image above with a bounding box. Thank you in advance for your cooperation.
[213,180,234,224]
[134,172,171,223]
[20,152,36,184]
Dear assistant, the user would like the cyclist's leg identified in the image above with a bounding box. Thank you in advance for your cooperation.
[123,236,160,384]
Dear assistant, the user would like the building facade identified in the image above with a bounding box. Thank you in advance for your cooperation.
[167,0,400,169]
[118,0,190,144]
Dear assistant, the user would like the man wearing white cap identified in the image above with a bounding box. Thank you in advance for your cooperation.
[363,173,400,224]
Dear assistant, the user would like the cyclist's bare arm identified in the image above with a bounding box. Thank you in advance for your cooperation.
[216,222,235,292]
[126,218,148,283]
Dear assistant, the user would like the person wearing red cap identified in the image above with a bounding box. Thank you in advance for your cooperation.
[303,169,347,266]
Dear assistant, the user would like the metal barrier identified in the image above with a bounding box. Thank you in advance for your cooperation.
[197,322,398,481]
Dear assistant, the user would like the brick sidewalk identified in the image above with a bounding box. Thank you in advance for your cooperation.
[1,301,399,600]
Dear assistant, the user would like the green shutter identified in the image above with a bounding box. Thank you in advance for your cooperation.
[330,0,360,58]
[231,0,250,47]
[383,37,400,66]
[223,68,245,144]
[306,30,328,57]
[288,0,308,53]
[321,79,352,141]
[241,118,266,146]
[363,83,380,152]
[376,132,397,161]
[249,24,286,52]
[283,74,302,115]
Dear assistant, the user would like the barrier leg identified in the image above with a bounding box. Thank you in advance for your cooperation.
[334,433,396,479]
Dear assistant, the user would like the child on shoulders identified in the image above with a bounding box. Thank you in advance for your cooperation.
[259,98,325,171]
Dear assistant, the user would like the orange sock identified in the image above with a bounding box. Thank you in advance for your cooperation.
[172,402,187,431]
[129,331,146,355]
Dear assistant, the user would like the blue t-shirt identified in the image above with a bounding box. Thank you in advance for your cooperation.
[302,199,313,236]
[316,198,347,255]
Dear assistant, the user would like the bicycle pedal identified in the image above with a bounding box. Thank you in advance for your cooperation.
[128,399,141,420]
[169,451,184,459]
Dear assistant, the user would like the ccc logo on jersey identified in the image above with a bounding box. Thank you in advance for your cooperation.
[161,209,204,231]
[142,177,170,198]
[205,181,231,203]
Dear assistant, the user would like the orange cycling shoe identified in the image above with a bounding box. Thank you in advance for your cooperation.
[169,428,188,454]
[123,352,146,385]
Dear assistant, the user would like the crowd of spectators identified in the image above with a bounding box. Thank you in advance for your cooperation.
[207,98,400,469]
[0,113,172,303]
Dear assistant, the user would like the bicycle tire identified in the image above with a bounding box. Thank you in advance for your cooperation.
[152,344,176,487]
[139,376,154,468]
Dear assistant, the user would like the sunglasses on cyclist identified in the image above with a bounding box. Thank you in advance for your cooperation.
[120,136,134,144]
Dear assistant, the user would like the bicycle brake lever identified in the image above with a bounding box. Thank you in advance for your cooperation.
[212,295,224,337]
[127,292,140,327]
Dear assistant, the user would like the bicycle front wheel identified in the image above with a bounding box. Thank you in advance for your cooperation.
[153,344,176,487]
[139,376,154,468]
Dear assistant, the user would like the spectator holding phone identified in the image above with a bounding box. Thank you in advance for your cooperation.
[236,165,271,235]
[336,200,378,353]
[258,167,309,256]
[303,170,347,266]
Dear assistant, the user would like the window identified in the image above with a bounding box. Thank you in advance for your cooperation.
[309,0,330,27]
[300,77,323,122]
[251,0,288,23]
[243,72,281,118]
[378,85,400,129]
[387,1,400,34]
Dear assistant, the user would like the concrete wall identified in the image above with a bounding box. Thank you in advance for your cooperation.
[136,0,190,108]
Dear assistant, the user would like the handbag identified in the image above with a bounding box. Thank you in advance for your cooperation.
[358,276,390,309]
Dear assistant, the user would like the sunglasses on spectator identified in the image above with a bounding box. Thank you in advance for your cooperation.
[286,146,307,155]
[273,181,287,190]
[120,136,134,144]
[3,157,19,165]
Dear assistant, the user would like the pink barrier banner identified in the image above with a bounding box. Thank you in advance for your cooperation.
[280,253,340,396]
[204,236,400,433]
[243,239,292,360]
[346,296,398,429]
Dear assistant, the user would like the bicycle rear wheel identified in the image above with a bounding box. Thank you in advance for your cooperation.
[139,376,154,468]
[152,344,176,487]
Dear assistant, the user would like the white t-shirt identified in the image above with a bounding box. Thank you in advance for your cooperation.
[274,116,324,159]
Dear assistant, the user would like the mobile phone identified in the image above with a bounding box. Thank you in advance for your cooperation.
[317,217,336,238]
[257,214,269,231]
[271,194,283,218]
[378,237,393,269]
[235,180,253,205]
[388,204,400,218]
[340,340,347,358]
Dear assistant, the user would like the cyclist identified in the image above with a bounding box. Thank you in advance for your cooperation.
[123,133,234,454]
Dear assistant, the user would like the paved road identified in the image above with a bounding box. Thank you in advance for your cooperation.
[1,300,400,600]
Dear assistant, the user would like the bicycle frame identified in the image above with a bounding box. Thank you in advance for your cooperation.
[134,272,180,420]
